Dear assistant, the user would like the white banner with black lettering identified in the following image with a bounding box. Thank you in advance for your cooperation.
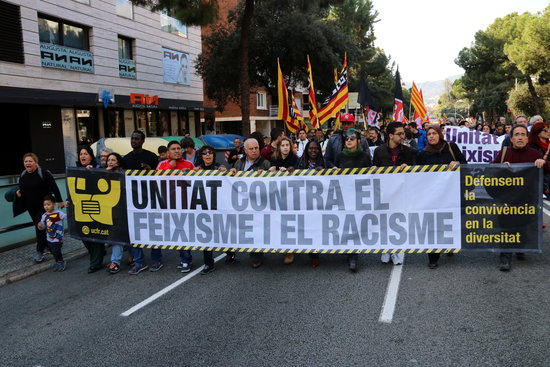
[126,171,462,251]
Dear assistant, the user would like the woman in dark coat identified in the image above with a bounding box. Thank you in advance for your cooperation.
[417,125,466,269]
[194,145,229,273]
[296,140,325,267]
[334,129,372,272]
[17,153,64,262]
[76,145,106,273]
[269,137,299,264]
[270,137,299,172]
[527,122,550,197]
[296,140,325,170]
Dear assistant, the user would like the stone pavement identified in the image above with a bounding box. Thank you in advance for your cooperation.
[0,236,87,287]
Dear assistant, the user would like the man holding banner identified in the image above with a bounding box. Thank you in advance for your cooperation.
[230,138,271,268]
[373,121,416,265]
[492,124,550,271]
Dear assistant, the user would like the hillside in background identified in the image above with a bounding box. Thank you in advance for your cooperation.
[404,74,462,106]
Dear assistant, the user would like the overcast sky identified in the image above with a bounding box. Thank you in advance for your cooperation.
[371,0,548,83]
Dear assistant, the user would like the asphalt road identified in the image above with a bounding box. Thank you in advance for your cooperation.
[1,213,549,367]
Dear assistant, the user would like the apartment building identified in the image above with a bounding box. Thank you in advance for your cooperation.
[0,0,204,175]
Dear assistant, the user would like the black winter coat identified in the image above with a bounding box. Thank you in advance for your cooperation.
[372,144,416,167]
[417,142,466,165]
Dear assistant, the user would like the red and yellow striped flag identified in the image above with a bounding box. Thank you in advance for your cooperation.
[277,58,289,121]
[307,55,319,129]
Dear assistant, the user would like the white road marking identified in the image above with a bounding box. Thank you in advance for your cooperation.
[379,255,405,324]
[121,253,227,317]
[543,207,550,217]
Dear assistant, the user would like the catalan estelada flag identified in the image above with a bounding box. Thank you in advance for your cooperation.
[287,91,303,133]
[307,55,319,129]
[393,68,404,122]
[277,58,289,122]
[317,54,348,125]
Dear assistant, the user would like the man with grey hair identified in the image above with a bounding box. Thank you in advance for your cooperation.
[501,115,529,148]
[98,148,113,168]
[229,138,271,268]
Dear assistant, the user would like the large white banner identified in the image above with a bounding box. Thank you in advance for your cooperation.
[126,171,462,251]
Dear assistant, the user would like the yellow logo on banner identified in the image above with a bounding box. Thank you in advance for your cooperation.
[67,177,121,225]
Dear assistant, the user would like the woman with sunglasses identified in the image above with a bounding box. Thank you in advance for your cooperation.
[195,145,227,274]
[528,122,550,198]
[334,128,372,272]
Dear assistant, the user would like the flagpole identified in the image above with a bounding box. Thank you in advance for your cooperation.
[408,94,412,122]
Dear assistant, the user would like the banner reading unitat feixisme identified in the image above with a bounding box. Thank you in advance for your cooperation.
[66,164,542,254]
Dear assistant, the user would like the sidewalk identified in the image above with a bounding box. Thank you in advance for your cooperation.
[0,236,87,287]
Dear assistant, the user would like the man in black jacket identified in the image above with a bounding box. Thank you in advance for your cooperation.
[372,121,416,265]
[373,121,416,168]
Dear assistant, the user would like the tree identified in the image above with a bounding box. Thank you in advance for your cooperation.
[503,7,550,115]
[455,9,549,120]
[455,17,522,121]
[198,1,382,108]
[507,82,550,118]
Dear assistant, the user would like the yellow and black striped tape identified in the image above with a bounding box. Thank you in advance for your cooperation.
[129,244,461,254]
[125,164,458,177]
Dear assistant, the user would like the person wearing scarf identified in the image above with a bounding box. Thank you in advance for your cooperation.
[528,121,550,199]
[418,125,466,269]
[333,129,372,272]
[334,128,372,169]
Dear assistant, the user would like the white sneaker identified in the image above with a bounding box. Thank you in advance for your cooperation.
[381,253,390,264]
[391,253,404,265]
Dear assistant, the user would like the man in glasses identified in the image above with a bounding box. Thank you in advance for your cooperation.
[492,124,550,271]
[132,140,195,274]
[372,121,417,265]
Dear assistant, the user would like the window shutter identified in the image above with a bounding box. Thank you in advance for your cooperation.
[0,0,24,64]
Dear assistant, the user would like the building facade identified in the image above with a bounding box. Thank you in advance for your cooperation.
[0,0,204,175]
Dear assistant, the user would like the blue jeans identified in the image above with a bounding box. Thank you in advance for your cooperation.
[110,244,124,265]
[179,249,191,264]
[130,247,144,267]
[130,247,191,266]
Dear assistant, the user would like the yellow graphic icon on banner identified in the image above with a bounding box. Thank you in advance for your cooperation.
[67,177,121,225]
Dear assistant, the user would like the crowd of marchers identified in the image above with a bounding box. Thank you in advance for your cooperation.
[11,113,549,276]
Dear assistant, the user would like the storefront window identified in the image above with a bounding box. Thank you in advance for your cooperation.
[76,109,96,144]
[134,110,171,137]
[159,111,170,136]
[178,110,188,135]
[106,109,125,137]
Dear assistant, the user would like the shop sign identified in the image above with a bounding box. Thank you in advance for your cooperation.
[119,58,136,79]
[130,93,159,109]
[40,43,94,73]
[42,121,52,128]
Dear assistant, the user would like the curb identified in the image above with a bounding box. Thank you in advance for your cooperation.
[0,247,88,287]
